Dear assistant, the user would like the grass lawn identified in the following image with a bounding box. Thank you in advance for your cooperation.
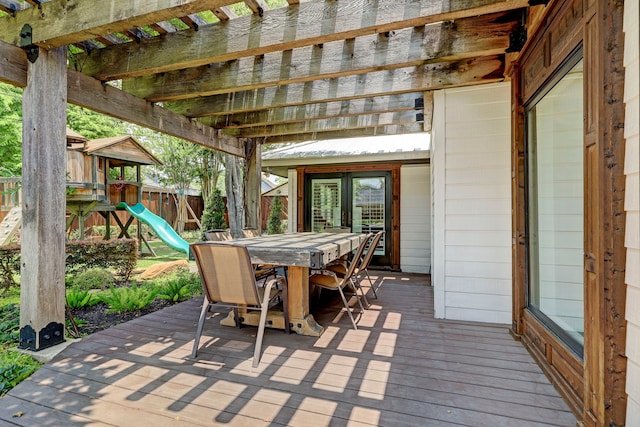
[136,239,195,269]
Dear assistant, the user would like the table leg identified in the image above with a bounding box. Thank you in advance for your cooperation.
[286,266,323,336]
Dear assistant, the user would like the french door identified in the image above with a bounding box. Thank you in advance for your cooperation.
[304,171,391,266]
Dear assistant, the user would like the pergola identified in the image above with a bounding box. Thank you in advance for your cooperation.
[1,1,636,425]
[0,0,533,353]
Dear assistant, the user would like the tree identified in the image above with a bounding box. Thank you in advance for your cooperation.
[200,188,228,240]
[267,194,284,234]
[67,104,126,140]
[0,83,23,176]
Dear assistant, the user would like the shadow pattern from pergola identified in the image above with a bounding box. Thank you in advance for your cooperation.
[0,273,576,426]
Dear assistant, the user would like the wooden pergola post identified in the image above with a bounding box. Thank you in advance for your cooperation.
[244,139,262,233]
[19,46,67,351]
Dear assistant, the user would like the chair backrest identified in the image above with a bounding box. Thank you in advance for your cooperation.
[204,229,233,241]
[191,243,261,306]
[359,231,384,270]
[342,233,373,282]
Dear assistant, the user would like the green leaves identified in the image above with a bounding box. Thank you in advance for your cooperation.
[0,350,41,397]
[98,284,157,314]
[66,288,97,310]
[156,271,202,303]
[267,194,284,234]
[0,304,19,347]
[0,83,23,177]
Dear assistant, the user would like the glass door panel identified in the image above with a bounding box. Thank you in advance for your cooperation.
[352,176,386,255]
[310,178,342,232]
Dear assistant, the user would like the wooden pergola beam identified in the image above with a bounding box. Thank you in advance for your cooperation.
[75,0,528,80]
[198,92,424,128]
[0,40,243,156]
[262,123,426,144]
[167,55,504,117]
[227,110,422,138]
[0,0,239,48]
[122,11,518,102]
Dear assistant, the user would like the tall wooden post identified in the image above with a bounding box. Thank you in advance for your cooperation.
[19,46,67,351]
[244,139,262,232]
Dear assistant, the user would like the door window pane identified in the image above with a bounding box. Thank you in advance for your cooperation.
[353,177,385,255]
[311,178,342,232]
[527,59,584,350]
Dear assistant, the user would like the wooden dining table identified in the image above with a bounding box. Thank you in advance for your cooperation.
[216,232,365,336]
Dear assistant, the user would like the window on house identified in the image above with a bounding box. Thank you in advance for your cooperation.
[526,56,584,355]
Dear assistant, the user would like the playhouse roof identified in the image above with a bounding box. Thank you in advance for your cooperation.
[66,127,88,143]
[83,135,162,166]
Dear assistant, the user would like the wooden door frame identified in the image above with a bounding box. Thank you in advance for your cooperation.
[511,0,627,424]
[296,164,401,270]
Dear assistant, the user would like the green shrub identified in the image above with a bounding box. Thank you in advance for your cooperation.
[66,288,98,309]
[200,188,227,240]
[0,245,20,296]
[66,239,138,280]
[98,284,157,314]
[157,271,202,303]
[0,304,19,347]
[0,350,41,397]
[66,268,114,291]
[267,194,284,235]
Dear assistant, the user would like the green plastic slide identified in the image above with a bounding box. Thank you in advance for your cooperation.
[117,202,190,255]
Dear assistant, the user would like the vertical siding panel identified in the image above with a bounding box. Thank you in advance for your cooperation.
[624,0,640,424]
[432,90,447,319]
[432,82,512,324]
[400,164,431,274]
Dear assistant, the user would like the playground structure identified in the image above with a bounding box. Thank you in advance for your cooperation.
[0,128,198,255]
[117,202,189,255]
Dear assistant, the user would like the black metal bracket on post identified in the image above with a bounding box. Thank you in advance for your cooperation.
[19,24,39,63]
[529,0,550,6]
[39,322,64,349]
[19,325,37,351]
[19,322,64,351]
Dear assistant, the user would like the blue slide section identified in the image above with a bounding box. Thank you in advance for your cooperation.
[117,202,190,255]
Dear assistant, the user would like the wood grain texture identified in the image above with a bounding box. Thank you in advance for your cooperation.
[121,11,518,102]
[0,276,577,426]
[168,56,505,117]
[19,46,67,350]
[76,0,528,80]
[198,93,423,129]
[0,0,239,48]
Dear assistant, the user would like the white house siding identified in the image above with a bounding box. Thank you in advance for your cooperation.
[624,1,640,425]
[432,82,512,324]
[400,164,431,274]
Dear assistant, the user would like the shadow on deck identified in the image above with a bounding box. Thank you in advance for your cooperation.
[0,272,577,426]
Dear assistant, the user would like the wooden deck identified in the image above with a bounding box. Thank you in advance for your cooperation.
[0,273,577,426]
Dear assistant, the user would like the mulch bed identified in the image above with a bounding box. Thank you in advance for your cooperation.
[70,299,173,336]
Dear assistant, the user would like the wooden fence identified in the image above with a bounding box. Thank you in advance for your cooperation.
[2,177,287,235]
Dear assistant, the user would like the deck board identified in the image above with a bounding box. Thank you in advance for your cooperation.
[0,272,577,426]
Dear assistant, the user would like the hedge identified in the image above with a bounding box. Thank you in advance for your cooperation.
[0,239,138,294]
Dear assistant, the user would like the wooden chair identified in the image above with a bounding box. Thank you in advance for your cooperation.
[354,231,384,299]
[241,228,280,284]
[309,234,370,329]
[190,242,289,368]
[327,231,384,305]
